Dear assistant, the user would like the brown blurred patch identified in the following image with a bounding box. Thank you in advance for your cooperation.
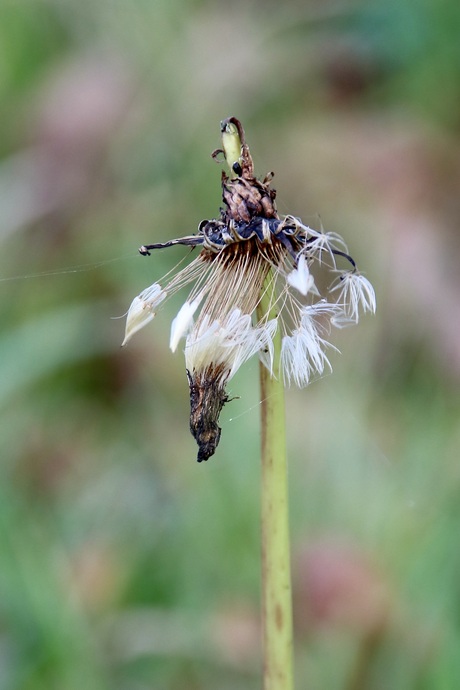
[211,601,260,669]
[293,537,390,636]
[66,539,124,613]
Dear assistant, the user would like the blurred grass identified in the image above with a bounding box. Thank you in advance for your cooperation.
[0,0,459,688]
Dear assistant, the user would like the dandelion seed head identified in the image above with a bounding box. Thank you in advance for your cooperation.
[123,117,376,460]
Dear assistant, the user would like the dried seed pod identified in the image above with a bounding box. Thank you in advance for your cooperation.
[187,367,229,462]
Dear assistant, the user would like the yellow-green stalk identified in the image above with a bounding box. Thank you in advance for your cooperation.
[257,291,294,690]
[221,120,294,689]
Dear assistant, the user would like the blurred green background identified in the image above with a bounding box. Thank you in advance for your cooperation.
[1,0,459,688]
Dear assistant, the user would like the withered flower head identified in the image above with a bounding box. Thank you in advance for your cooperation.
[123,117,376,462]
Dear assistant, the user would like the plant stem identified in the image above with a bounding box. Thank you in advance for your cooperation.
[257,292,294,690]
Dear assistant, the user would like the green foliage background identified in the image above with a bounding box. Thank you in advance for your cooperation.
[0,0,459,688]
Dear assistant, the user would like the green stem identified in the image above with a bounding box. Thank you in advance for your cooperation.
[257,290,294,690]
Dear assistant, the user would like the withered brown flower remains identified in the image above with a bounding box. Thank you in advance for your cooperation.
[123,117,375,462]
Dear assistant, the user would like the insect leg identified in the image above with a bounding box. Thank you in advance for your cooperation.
[139,236,204,256]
